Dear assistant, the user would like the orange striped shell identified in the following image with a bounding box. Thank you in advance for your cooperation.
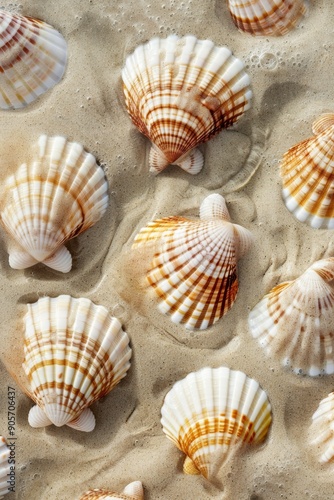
[80,482,144,500]
[227,0,308,36]
[0,10,67,109]
[132,193,253,330]
[122,35,252,174]
[22,295,132,432]
[280,114,334,229]
[309,392,334,464]
[161,366,272,480]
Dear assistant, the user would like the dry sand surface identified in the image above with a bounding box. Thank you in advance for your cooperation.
[0,0,334,498]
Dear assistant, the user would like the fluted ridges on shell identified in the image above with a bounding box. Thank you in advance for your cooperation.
[227,0,308,37]
[122,35,252,174]
[249,258,334,376]
[0,10,67,109]
[79,481,144,500]
[132,194,253,330]
[0,436,10,497]
[23,295,132,431]
[161,366,272,480]
[309,392,334,463]
[0,135,109,272]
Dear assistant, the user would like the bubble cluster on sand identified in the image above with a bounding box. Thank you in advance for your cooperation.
[245,46,307,72]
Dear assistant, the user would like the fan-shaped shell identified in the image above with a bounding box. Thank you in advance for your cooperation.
[249,258,334,376]
[227,0,308,37]
[80,481,144,500]
[132,193,253,330]
[161,366,272,480]
[280,114,334,229]
[0,10,67,109]
[122,35,252,174]
[0,135,109,272]
[309,392,334,463]
[0,437,10,497]
[22,295,132,431]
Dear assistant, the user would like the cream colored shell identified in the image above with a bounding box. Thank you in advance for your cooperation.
[122,35,252,174]
[80,481,144,500]
[280,114,334,229]
[132,194,253,330]
[22,295,132,431]
[0,135,109,272]
[227,0,308,36]
[309,392,334,463]
[249,258,334,376]
[0,437,10,498]
[0,9,67,109]
[161,366,272,480]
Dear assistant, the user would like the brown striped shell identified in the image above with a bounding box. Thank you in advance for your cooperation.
[161,366,272,480]
[80,482,144,500]
[227,0,308,36]
[122,35,252,174]
[309,392,334,463]
[280,114,334,229]
[0,135,109,272]
[132,193,253,330]
[22,295,132,432]
[249,258,334,376]
[0,10,67,109]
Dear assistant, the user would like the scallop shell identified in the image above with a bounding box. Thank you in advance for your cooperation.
[22,295,132,431]
[80,481,144,500]
[309,392,334,463]
[0,135,109,272]
[249,258,334,376]
[0,10,67,109]
[280,113,334,229]
[122,35,252,174]
[0,437,10,497]
[132,193,253,330]
[161,366,272,480]
[227,0,308,36]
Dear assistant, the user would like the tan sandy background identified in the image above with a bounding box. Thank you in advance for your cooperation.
[0,0,334,498]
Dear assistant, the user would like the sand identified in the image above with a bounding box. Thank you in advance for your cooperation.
[0,0,334,498]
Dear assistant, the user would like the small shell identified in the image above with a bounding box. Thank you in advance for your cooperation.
[280,114,334,229]
[249,258,334,376]
[227,0,308,36]
[80,481,144,500]
[132,194,253,330]
[309,392,334,464]
[0,10,67,109]
[22,295,132,431]
[0,135,109,272]
[161,366,272,480]
[0,437,10,497]
[122,35,252,174]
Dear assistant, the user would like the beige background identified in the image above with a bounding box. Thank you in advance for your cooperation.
[0,0,334,498]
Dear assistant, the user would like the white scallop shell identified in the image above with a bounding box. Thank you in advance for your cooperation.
[0,10,67,109]
[0,135,109,272]
[161,366,272,480]
[132,193,253,330]
[22,295,132,431]
[249,258,334,376]
[0,437,10,497]
[309,392,334,463]
[80,481,144,500]
[227,0,308,36]
[122,35,252,174]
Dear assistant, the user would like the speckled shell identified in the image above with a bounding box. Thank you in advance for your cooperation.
[280,114,334,229]
[22,295,132,431]
[0,437,10,497]
[0,10,67,109]
[227,0,308,36]
[122,35,252,174]
[0,135,109,272]
[249,258,334,376]
[132,194,253,330]
[80,481,144,500]
[161,366,272,480]
[309,392,334,463]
